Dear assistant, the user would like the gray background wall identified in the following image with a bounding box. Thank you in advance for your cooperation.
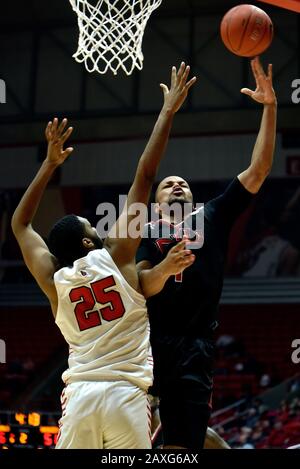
[0,132,298,188]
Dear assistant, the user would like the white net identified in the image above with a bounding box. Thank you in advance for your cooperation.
[69,0,163,75]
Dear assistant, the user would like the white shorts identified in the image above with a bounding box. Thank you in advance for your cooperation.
[56,380,152,449]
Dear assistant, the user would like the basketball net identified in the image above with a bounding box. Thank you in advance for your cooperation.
[69,0,163,75]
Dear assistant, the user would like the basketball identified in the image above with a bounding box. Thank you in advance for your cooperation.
[220,4,274,57]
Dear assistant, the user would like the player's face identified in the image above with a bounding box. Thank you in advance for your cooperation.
[156,176,193,206]
[77,217,103,249]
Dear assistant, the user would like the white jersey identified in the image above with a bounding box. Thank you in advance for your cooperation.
[54,248,153,391]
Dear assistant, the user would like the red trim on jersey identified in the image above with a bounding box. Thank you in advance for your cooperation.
[208,392,213,409]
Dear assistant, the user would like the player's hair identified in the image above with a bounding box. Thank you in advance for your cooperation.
[48,214,87,267]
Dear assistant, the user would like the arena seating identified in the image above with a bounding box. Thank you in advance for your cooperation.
[0,307,65,407]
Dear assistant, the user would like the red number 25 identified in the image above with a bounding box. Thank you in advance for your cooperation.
[69,276,125,331]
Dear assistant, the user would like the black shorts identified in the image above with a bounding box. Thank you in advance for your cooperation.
[152,337,214,448]
[158,378,212,449]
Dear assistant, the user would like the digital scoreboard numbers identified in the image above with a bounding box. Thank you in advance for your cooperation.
[0,412,59,449]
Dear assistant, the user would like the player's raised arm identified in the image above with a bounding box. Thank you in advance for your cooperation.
[107,63,196,263]
[11,118,73,311]
[238,57,277,194]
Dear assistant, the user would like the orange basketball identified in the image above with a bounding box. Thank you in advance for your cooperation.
[220,4,273,57]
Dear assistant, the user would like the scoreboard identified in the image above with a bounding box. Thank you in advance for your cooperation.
[0,411,59,449]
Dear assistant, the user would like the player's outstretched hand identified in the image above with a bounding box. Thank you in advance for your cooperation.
[160,62,196,114]
[45,118,74,166]
[162,238,195,277]
[241,56,276,105]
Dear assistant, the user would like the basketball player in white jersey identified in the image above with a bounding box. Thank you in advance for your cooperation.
[11,63,196,449]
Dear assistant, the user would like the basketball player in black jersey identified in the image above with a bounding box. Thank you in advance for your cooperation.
[137,57,277,449]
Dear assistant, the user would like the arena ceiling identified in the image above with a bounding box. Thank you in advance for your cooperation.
[0,0,281,27]
[0,0,298,142]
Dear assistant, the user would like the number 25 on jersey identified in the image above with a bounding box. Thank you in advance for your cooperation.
[69,276,125,331]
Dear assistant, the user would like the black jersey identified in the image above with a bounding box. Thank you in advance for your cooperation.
[137,178,255,388]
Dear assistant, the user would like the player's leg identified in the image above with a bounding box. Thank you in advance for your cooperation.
[204,427,231,449]
[103,381,152,449]
[150,397,230,449]
[55,382,104,449]
[159,379,212,449]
